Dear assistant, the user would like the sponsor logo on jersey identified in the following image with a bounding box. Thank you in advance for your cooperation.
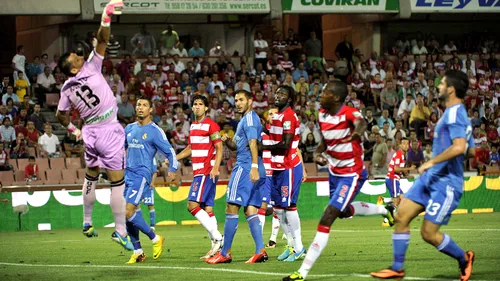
[283,121,291,130]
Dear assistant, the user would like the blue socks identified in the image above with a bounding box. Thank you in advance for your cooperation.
[128,209,156,240]
[126,221,141,250]
[437,233,466,266]
[149,209,156,227]
[392,232,410,271]
[247,214,264,254]
[220,214,239,256]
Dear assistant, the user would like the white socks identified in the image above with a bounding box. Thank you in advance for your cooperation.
[351,202,388,216]
[298,225,330,279]
[110,179,127,237]
[83,175,97,225]
[286,209,304,252]
[269,214,280,242]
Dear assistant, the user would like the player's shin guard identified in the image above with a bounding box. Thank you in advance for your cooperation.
[110,179,127,237]
[258,208,267,232]
[351,202,388,216]
[392,232,410,271]
[83,174,98,226]
[128,209,156,240]
[149,209,156,227]
[221,214,239,256]
[126,221,143,254]
[298,225,330,279]
[436,233,467,266]
[247,214,265,254]
[286,207,304,252]
[191,207,222,241]
[275,208,294,247]
[269,213,280,242]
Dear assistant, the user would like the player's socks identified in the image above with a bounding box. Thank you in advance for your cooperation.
[297,225,330,279]
[258,208,267,232]
[247,214,265,254]
[110,179,127,237]
[286,207,304,252]
[128,209,156,240]
[275,208,294,247]
[149,209,156,227]
[351,202,388,216]
[83,174,98,225]
[391,232,410,271]
[436,233,467,266]
[191,207,222,241]
[269,213,280,242]
[220,214,239,256]
[207,211,222,240]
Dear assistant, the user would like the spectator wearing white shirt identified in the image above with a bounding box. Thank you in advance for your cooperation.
[2,86,21,107]
[410,54,422,71]
[389,120,407,140]
[36,66,56,107]
[0,117,16,144]
[443,40,457,54]
[412,41,428,55]
[38,124,61,158]
[371,64,386,81]
[209,40,225,57]
[254,32,269,69]
[462,53,476,71]
[171,43,189,57]
[172,54,185,74]
[301,121,322,143]
[397,93,416,129]
[12,45,29,86]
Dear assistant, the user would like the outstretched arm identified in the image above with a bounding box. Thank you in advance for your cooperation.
[96,0,124,57]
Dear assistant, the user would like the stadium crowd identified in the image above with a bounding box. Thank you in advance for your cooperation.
[2,29,500,181]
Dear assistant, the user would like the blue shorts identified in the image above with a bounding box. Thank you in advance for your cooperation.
[261,176,273,205]
[271,163,303,208]
[226,166,264,207]
[188,175,217,207]
[404,172,462,225]
[385,178,403,198]
[124,172,151,206]
[328,169,367,212]
[142,186,155,206]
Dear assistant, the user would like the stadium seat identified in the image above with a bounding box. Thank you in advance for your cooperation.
[46,93,60,107]
[61,169,78,184]
[14,170,25,182]
[66,158,83,169]
[17,158,30,171]
[76,169,86,180]
[50,157,66,170]
[36,158,50,172]
[0,171,15,185]
[27,147,37,157]
[44,170,62,184]
[304,163,317,177]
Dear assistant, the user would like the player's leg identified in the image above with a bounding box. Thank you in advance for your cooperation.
[148,172,157,230]
[123,174,164,259]
[258,176,272,232]
[284,163,305,262]
[206,167,245,264]
[243,177,267,263]
[370,175,429,279]
[202,177,224,259]
[284,173,362,280]
[273,170,295,260]
[81,131,100,238]
[125,206,146,264]
[266,208,281,248]
[420,185,474,281]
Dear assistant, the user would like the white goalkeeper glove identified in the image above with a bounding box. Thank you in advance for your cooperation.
[67,122,82,142]
[101,0,124,27]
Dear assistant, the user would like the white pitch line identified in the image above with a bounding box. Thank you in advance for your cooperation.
[0,262,498,281]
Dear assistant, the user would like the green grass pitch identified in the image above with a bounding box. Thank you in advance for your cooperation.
[1,213,499,281]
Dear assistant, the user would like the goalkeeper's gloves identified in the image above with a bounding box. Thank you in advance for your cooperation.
[101,0,124,27]
[67,122,82,142]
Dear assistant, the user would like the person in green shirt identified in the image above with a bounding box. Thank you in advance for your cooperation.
[160,25,179,56]
[434,69,445,89]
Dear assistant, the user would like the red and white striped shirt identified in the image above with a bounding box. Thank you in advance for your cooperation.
[318,105,364,175]
[261,132,273,176]
[189,118,222,176]
[269,107,301,170]
[370,80,385,93]
[386,150,405,179]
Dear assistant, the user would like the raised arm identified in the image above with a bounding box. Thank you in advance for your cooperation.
[96,0,124,57]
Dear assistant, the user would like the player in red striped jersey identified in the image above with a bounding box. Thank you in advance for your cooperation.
[261,85,305,262]
[284,81,393,281]
[385,138,415,208]
[257,107,282,249]
[176,94,224,260]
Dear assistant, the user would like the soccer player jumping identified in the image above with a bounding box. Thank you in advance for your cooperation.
[124,96,178,264]
[371,70,475,281]
[284,81,371,281]
[176,94,224,260]
[56,0,133,250]
[206,90,268,264]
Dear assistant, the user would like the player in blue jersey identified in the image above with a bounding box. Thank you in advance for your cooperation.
[123,96,178,264]
[371,70,476,281]
[143,158,158,231]
[206,90,268,264]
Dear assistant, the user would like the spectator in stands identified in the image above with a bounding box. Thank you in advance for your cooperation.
[0,76,11,94]
[254,31,269,68]
[370,73,384,111]
[29,104,47,133]
[490,146,499,166]
[486,122,499,146]
[6,99,18,120]
[473,141,490,175]
[412,40,428,55]
[292,62,309,83]
[38,124,61,158]
[443,40,458,54]
[25,120,40,147]
[410,93,430,139]
[105,34,121,58]
[372,134,388,176]
[304,31,322,70]
[0,143,12,171]
[14,72,29,102]
[364,108,377,132]
[36,66,56,107]
[0,117,16,144]
[117,93,135,125]
[160,24,179,56]
[10,132,29,159]
[209,40,225,57]
[407,140,425,168]
[12,45,27,84]
[189,40,205,57]
[301,120,321,144]
[62,131,83,158]
[301,133,317,163]
[390,119,407,140]
[2,85,21,107]
[380,81,399,116]
[14,118,28,138]
[363,132,376,162]
[131,24,156,56]
[335,35,354,72]
[172,43,188,57]
[109,74,125,96]
[473,126,487,147]
[172,121,187,153]
[379,121,391,138]
[386,138,396,164]
[377,109,395,131]
[24,156,39,182]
